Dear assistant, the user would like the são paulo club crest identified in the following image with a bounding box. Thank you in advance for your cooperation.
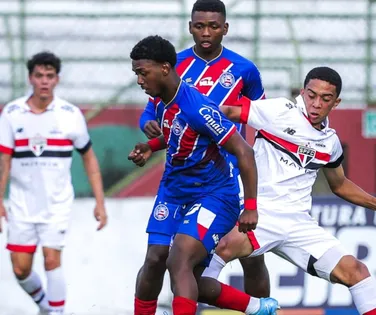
[29,134,47,156]
[153,203,169,221]
[219,71,235,88]
[297,144,316,167]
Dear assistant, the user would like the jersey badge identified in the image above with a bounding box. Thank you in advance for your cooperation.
[297,144,316,167]
[172,118,183,136]
[29,134,47,157]
[219,72,235,89]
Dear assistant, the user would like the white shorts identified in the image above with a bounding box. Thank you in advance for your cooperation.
[6,219,70,253]
[248,209,349,281]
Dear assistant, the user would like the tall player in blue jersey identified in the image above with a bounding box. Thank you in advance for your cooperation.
[129,35,279,315]
[136,0,270,312]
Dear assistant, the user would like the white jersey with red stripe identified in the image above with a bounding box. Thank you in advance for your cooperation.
[242,95,343,212]
[0,96,91,223]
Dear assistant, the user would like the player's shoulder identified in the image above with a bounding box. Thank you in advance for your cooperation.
[2,96,29,117]
[183,81,208,101]
[257,97,293,111]
[180,82,216,109]
[177,47,194,64]
[222,47,260,72]
[54,97,82,115]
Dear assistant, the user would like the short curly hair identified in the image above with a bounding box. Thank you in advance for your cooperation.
[192,0,226,18]
[130,35,177,67]
[304,67,342,97]
[27,51,61,75]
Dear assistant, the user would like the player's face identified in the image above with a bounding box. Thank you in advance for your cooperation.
[301,79,341,129]
[132,59,165,97]
[189,11,228,55]
[29,65,59,101]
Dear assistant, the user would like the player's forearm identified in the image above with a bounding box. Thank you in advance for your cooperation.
[333,178,376,211]
[237,146,258,200]
[0,153,11,200]
[82,151,105,205]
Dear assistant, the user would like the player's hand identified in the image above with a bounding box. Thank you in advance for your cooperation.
[128,143,153,167]
[238,210,258,233]
[144,120,162,139]
[0,201,7,233]
[94,203,107,231]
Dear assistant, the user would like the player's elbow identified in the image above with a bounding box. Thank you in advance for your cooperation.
[221,106,240,122]
[329,179,346,197]
[235,143,255,162]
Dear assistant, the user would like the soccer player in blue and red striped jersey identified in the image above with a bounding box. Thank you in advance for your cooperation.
[129,35,279,315]
[136,1,270,312]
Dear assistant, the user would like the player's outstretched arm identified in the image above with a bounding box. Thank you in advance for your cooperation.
[222,131,258,233]
[81,147,108,230]
[323,165,376,210]
[0,153,11,233]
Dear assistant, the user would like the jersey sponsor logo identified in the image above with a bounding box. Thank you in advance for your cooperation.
[163,119,170,129]
[61,104,74,112]
[279,156,315,174]
[283,127,296,135]
[29,134,47,157]
[153,203,169,221]
[49,126,62,135]
[285,102,297,109]
[315,141,326,148]
[199,77,214,87]
[199,105,226,136]
[7,104,20,114]
[172,118,183,136]
[16,127,24,133]
[219,72,235,88]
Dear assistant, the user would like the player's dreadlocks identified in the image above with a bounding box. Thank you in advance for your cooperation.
[304,66,342,97]
[27,51,61,75]
[192,0,226,18]
[130,35,177,67]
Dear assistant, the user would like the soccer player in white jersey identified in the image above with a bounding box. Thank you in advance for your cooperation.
[0,52,108,315]
[198,67,376,315]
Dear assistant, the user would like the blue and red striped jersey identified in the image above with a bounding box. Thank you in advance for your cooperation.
[155,81,239,204]
[140,46,264,171]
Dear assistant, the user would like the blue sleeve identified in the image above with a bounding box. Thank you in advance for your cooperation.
[188,99,237,146]
[139,98,157,131]
[242,63,265,100]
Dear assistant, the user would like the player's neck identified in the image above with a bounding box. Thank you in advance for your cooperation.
[27,94,53,113]
[194,45,223,62]
[161,74,182,105]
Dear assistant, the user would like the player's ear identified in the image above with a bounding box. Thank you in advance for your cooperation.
[161,63,171,76]
[223,22,229,35]
[334,97,341,108]
[189,21,193,34]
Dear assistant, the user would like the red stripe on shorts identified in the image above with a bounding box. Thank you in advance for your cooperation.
[6,244,37,253]
[235,222,260,250]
